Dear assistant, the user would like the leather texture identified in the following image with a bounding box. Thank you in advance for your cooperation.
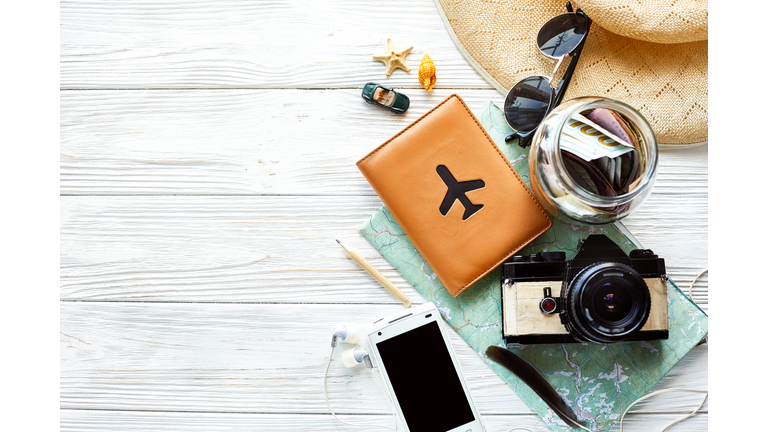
[357,95,551,297]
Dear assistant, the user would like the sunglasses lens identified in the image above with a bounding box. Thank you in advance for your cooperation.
[504,76,552,134]
[537,13,588,58]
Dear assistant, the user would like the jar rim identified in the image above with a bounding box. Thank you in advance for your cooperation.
[549,97,659,207]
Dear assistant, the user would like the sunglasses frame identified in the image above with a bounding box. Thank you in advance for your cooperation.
[504,2,592,148]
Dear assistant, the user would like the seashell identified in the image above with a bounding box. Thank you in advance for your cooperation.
[418,54,436,91]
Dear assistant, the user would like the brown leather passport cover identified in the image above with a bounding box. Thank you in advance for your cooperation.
[357,95,551,297]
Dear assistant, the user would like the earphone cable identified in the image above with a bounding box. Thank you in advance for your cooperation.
[619,388,708,432]
[688,269,708,304]
[369,363,399,431]
[324,345,398,431]
[506,387,708,432]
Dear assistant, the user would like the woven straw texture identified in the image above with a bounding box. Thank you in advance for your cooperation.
[435,0,708,146]
[579,0,708,44]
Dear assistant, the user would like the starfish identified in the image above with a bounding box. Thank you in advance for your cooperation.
[372,39,413,76]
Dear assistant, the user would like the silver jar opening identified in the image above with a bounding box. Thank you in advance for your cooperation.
[529,97,659,225]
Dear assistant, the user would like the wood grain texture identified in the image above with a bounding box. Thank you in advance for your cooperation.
[60,0,491,89]
[60,89,501,195]
[61,195,707,309]
[60,89,710,197]
[60,0,709,429]
[60,410,709,432]
[60,303,708,416]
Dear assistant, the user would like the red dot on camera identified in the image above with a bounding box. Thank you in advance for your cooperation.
[543,299,555,312]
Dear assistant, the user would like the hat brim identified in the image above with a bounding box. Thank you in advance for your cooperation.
[434,0,708,147]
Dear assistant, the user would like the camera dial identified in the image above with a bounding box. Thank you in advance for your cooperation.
[561,262,651,343]
[539,287,559,314]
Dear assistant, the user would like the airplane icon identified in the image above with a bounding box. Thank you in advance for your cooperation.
[436,165,485,220]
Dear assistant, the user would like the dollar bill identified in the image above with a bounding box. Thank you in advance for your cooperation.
[560,113,634,161]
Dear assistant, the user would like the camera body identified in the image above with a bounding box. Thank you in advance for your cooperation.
[501,235,668,344]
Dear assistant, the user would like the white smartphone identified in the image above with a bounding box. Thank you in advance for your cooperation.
[366,303,485,432]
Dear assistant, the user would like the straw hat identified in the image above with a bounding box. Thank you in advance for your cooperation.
[434,0,708,146]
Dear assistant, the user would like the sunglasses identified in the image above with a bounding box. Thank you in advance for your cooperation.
[504,2,592,148]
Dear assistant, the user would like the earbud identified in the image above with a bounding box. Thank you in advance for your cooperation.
[330,324,371,369]
[325,326,397,431]
[331,324,360,347]
[341,347,373,369]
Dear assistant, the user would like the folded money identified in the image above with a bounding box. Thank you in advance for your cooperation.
[560,113,634,161]
[560,109,642,196]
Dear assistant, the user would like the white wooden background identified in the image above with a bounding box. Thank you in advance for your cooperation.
[60,1,708,431]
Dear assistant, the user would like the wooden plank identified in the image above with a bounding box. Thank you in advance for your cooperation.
[60,303,708,416]
[60,196,708,305]
[59,1,709,430]
[60,89,498,195]
[60,89,709,198]
[60,0,491,89]
[60,195,411,303]
[60,410,709,432]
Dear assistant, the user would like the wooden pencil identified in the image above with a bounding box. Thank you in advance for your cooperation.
[336,240,412,307]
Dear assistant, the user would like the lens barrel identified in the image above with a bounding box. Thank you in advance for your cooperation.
[562,262,651,343]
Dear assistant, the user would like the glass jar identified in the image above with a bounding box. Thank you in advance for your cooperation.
[529,97,658,225]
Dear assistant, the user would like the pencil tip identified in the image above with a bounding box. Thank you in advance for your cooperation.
[335,239,340,244]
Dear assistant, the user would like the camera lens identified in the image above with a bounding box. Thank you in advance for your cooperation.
[594,284,633,321]
[562,262,651,343]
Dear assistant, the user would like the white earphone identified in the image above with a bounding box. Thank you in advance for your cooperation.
[330,324,372,368]
[342,347,372,368]
[325,324,398,431]
[331,324,360,346]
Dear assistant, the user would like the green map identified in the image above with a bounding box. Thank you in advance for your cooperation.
[359,102,708,432]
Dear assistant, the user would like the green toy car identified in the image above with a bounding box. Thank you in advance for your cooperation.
[361,82,410,114]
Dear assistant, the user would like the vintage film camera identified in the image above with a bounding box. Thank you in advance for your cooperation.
[501,235,668,344]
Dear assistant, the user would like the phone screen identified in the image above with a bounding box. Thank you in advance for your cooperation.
[375,320,476,432]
